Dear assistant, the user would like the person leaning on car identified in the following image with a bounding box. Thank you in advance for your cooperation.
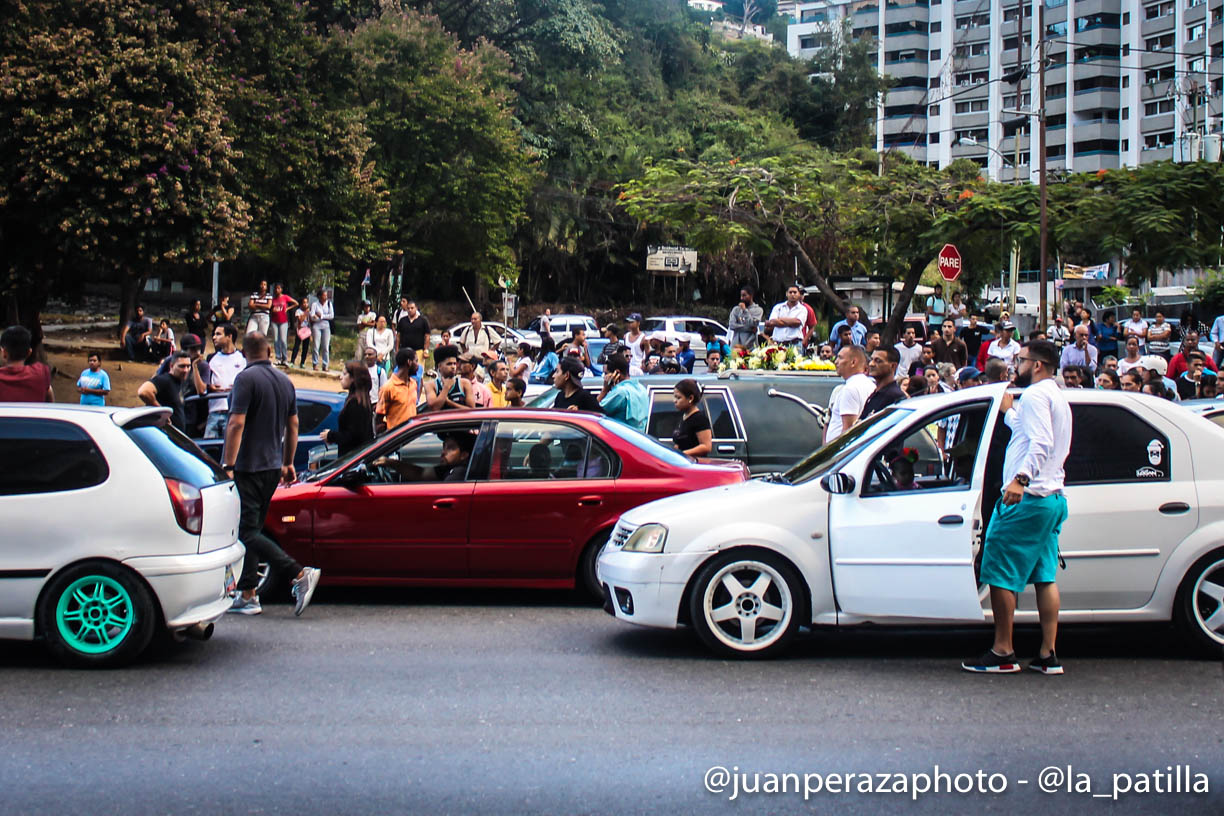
[551,356,601,412]
[963,339,1071,676]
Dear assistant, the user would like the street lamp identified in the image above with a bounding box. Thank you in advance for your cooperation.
[953,135,1015,167]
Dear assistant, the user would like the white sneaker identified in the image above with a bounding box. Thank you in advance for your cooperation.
[227,595,262,615]
[292,568,322,616]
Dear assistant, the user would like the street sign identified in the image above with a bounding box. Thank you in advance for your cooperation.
[937,244,963,282]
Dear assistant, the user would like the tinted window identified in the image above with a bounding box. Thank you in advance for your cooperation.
[125,422,227,487]
[647,392,682,440]
[297,400,333,434]
[641,319,666,332]
[705,393,740,439]
[363,425,481,484]
[1065,405,1171,484]
[0,418,109,495]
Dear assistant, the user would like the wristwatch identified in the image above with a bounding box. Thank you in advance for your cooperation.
[1015,473,1031,487]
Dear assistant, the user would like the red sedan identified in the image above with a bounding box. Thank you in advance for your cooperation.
[264,409,747,597]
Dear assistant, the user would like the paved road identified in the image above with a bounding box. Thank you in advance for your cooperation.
[2,588,1221,815]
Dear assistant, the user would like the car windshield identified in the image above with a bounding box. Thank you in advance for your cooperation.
[598,417,692,468]
[783,407,913,485]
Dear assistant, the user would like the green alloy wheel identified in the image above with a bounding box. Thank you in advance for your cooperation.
[38,562,156,668]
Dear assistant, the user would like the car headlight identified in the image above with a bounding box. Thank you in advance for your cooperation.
[623,523,668,553]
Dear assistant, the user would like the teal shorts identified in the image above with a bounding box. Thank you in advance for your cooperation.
[980,493,1069,593]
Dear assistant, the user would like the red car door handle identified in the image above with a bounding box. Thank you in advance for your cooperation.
[578,495,603,507]
[433,498,458,509]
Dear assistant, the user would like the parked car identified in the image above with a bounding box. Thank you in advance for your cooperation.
[189,388,345,471]
[529,371,843,473]
[525,314,600,344]
[262,409,748,599]
[641,316,731,346]
[0,404,244,667]
[983,294,1039,320]
[444,321,542,353]
[599,387,1224,657]
[1182,399,1224,428]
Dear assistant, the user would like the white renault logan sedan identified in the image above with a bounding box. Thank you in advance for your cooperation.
[597,385,1224,658]
[0,404,244,667]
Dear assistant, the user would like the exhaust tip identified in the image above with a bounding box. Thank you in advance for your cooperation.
[181,622,214,641]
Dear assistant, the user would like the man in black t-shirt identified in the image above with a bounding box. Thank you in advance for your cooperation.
[551,356,602,412]
[958,314,988,361]
[395,300,430,364]
[136,351,191,431]
[861,347,906,420]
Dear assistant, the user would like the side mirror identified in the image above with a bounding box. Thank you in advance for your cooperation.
[332,463,369,489]
[820,472,856,495]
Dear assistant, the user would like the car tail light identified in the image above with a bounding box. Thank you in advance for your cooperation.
[165,478,203,535]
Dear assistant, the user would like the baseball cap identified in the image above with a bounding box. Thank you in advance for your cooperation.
[1054,316,1063,322]
[999,320,1016,331]
[458,351,482,365]
[957,366,982,383]
[648,330,668,342]
[677,337,691,345]
[1139,355,1168,376]
[627,312,643,323]
[180,333,202,349]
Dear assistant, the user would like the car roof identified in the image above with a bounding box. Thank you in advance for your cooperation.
[645,315,722,320]
[0,402,168,427]
[546,314,597,321]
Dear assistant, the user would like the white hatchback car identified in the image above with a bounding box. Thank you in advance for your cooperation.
[641,316,731,347]
[598,385,1224,658]
[0,404,244,667]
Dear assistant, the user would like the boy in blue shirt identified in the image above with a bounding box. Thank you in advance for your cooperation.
[76,353,111,406]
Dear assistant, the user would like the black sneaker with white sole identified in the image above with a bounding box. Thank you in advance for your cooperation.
[961,649,1021,673]
[1028,652,1064,675]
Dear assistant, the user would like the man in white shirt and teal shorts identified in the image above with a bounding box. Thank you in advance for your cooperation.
[963,339,1072,676]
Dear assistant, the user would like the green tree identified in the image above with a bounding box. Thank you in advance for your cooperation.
[329,3,537,294]
[0,0,250,337]
[221,0,392,289]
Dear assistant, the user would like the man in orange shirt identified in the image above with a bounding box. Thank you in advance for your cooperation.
[375,348,419,433]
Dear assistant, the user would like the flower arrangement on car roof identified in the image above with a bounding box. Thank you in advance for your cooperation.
[719,344,837,373]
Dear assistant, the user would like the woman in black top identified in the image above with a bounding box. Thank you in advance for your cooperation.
[184,299,209,338]
[322,362,375,456]
[671,378,712,457]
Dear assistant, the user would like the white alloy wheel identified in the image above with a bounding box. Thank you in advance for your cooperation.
[1188,557,1224,647]
[693,556,799,657]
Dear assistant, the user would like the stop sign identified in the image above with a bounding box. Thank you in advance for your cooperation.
[937,243,963,282]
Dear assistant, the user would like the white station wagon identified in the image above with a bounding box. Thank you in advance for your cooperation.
[0,404,244,667]
[597,385,1224,658]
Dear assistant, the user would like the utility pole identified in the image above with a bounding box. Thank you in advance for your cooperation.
[1037,0,1049,330]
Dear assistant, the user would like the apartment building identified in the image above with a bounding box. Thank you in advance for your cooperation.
[787,0,1224,179]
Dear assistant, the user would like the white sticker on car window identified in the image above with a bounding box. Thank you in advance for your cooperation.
[1136,466,1164,478]
[1146,439,1164,465]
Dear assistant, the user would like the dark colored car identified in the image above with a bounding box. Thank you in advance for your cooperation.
[188,388,345,470]
[263,409,748,597]
[529,371,842,473]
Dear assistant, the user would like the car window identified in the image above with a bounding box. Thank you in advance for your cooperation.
[704,392,740,439]
[641,319,666,332]
[784,407,913,485]
[862,403,991,495]
[487,421,617,480]
[125,421,227,487]
[647,391,682,440]
[1206,411,1224,429]
[599,417,692,468]
[583,319,599,333]
[1065,405,1171,484]
[363,425,480,484]
[297,400,333,435]
[0,417,109,496]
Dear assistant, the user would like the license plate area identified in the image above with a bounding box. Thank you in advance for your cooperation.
[224,564,237,595]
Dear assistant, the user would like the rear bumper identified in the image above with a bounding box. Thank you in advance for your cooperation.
[124,541,245,629]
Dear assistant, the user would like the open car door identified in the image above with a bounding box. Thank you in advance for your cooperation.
[828,397,1000,621]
